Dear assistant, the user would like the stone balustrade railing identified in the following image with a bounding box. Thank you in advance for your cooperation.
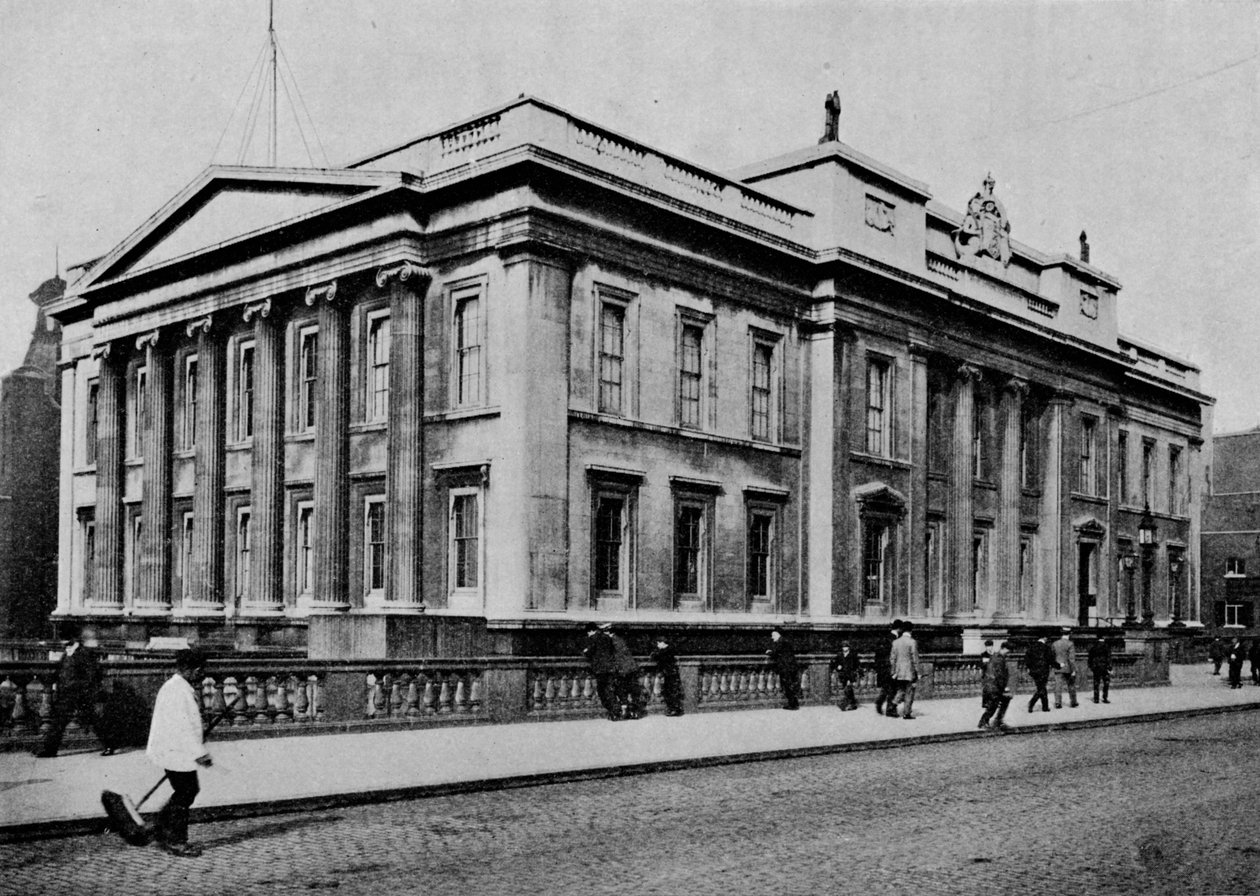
[0,647,1163,750]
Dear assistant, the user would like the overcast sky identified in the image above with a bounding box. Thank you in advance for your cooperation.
[1,0,1256,431]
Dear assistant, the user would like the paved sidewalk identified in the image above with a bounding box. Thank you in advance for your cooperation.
[3,664,1257,842]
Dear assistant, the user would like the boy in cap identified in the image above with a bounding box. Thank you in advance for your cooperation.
[830,640,861,711]
[146,649,212,857]
[650,636,685,716]
[978,641,1013,730]
[766,627,802,710]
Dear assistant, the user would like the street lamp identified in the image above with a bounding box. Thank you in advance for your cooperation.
[1138,506,1157,627]
[1122,552,1137,625]
[1169,554,1184,627]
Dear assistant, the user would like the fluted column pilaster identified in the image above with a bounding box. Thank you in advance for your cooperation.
[93,345,125,607]
[948,363,978,617]
[247,299,285,610]
[309,282,350,608]
[136,330,172,610]
[378,263,431,608]
[997,377,1028,617]
[188,316,225,609]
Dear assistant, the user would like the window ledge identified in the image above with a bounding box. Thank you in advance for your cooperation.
[850,451,911,470]
[426,406,503,424]
[350,421,388,434]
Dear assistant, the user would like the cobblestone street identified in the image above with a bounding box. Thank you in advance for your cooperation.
[3,711,1258,896]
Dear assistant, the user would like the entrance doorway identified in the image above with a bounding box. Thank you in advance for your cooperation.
[1078,543,1098,627]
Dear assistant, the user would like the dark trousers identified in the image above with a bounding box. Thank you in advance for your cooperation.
[594,674,620,719]
[874,678,896,715]
[1211,658,1222,675]
[614,673,644,718]
[836,681,858,710]
[1092,671,1110,702]
[979,693,1011,727]
[156,770,200,845]
[777,667,802,709]
[891,680,916,718]
[1028,674,1050,712]
[40,690,109,756]
[661,671,684,715]
[1228,663,1243,688]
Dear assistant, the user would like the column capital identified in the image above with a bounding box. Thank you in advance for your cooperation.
[908,340,933,360]
[90,341,114,362]
[185,315,214,339]
[1001,376,1030,398]
[135,329,161,352]
[304,280,339,307]
[375,261,431,289]
[243,298,272,322]
[956,362,982,383]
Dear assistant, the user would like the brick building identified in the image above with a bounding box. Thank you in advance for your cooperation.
[0,276,64,638]
[1202,427,1260,632]
[45,96,1211,656]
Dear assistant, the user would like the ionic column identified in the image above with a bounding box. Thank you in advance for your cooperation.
[136,329,172,610]
[377,263,432,607]
[246,299,285,610]
[93,344,125,607]
[996,377,1028,617]
[948,363,979,618]
[907,343,931,617]
[186,316,224,609]
[308,281,349,608]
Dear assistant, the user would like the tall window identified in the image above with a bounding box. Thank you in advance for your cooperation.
[235,509,251,599]
[364,497,386,595]
[236,342,255,441]
[598,301,625,415]
[180,355,198,450]
[925,520,942,611]
[180,513,195,597]
[453,288,483,407]
[678,322,705,428]
[592,484,637,605]
[750,339,775,442]
[297,504,314,595]
[1141,440,1155,508]
[1019,535,1034,611]
[85,379,99,465]
[927,377,948,473]
[863,520,890,603]
[972,529,990,610]
[1079,416,1097,495]
[126,515,143,601]
[81,515,96,602]
[1117,430,1129,505]
[1168,446,1183,515]
[450,491,480,591]
[128,365,147,457]
[747,508,775,603]
[1020,403,1037,488]
[673,499,709,604]
[299,328,318,432]
[972,390,989,479]
[865,358,891,456]
[367,314,390,422]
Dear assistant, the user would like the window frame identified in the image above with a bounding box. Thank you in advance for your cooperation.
[79,510,96,604]
[181,353,198,451]
[451,282,486,409]
[296,501,314,597]
[675,309,715,431]
[234,338,256,443]
[365,310,391,423]
[127,363,147,459]
[235,506,252,601]
[865,355,893,457]
[1141,439,1155,508]
[672,492,714,609]
[863,517,892,605]
[1168,445,1183,515]
[749,331,781,443]
[1117,430,1129,505]
[746,504,777,605]
[1225,557,1246,578]
[448,487,483,599]
[590,479,638,609]
[1079,415,1098,496]
[84,378,99,466]
[297,325,319,434]
[363,495,387,598]
[179,511,195,599]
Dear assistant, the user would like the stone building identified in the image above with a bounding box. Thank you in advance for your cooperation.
[0,276,64,638]
[45,96,1211,656]
[1202,427,1260,632]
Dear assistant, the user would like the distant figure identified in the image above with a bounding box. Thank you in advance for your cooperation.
[1249,640,1260,686]
[767,627,802,710]
[873,620,902,717]
[147,649,212,858]
[1208,637,1225,676]
[1052,629,1079,709]
[978,639,995,708]
[583,623,622,721]
[1025,634,1054,712]
[818,90,841,143]
[978,641,1013,731]
[1227,637,1245,689]
[889,621,921,720]
[650,637,685,717]
[830,640,861,711]
[1087,636,1113,704]
[34,637,117,758]
[607,626,645,720]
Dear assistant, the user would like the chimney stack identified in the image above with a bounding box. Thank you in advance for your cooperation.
[1079,230,1090,264]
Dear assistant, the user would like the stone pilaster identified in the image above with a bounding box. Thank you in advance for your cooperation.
[802,312,835,618]
[308,281,350,609]
[377,263,431,608]
[996,377,1028,618]
[947,363,979,618]
[136,329,172,610]
[186,316,224,609]
[907,343,930,617]
[1038,394,1070,622]
[833,325,858,616]
[246,298,285,610]
[93,344,125,607]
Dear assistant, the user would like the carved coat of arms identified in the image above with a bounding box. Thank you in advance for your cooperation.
[953,173,1012,266]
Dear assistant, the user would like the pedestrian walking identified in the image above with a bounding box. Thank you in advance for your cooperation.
[1249,640,1260,686]
[1088,636,1112,704]
[146,649,212,857]
[1208,637,1225,676]
[889,620,920,720]
[1227,637,1245,689]
[650,637,684,716]
[830,641,861,711]
[1051,628,1079,709]
[1025,634,1054,712]
[873,620,902,717]
[978,639,994,708]
[766,627,802,710]
[583,623,622,720]
[978,641,1013,731]
[607,626,645,720]
[34,637,117,758]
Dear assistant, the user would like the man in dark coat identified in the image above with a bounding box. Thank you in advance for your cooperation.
[873,620,902,717]
[650,637,684,716]
[830,640,861,711]
[1249,640,1260,686]
[978,641,1013,730]
[1227,637,1245,689]
[766,627,802,710]
[978,639,995,707]
[607,627,645,720]
[582,623,622,720]
[1088,636,1113,704]
[35,638,116,758]
[1025,634,1054,712]
[1208,638,1225,676]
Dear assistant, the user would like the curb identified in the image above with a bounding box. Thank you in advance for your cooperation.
[4,701,1258,843]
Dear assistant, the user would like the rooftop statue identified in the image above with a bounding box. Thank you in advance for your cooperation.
[953,173,1012,266]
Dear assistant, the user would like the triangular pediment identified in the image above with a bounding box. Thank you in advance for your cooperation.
[1073,515,1107,538]
[852,481,907,515]
[79,166,403,292]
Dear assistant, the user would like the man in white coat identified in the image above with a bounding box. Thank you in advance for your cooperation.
[146,649,211,857]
